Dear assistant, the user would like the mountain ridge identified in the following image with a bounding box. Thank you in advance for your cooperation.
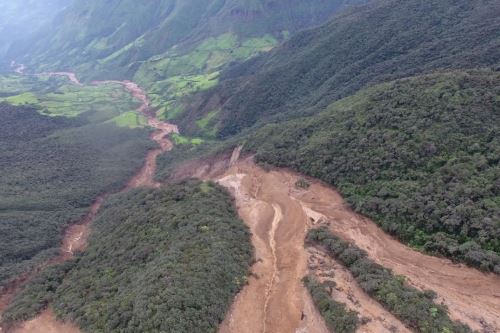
[8,0,368,81]
[174,0,500,137]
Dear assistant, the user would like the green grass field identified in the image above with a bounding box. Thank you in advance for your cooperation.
[171,133,204,145]
[0,75,143,127]
[38,83,139,121]
[2,92,38,105]
[133,33,278,123]
[109,111,148,128]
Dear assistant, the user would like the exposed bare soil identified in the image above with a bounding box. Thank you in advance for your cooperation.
[183,152,500,333]
[308,247,410,333]
[4,309,80,333]
[215,161,330,333]
[294,181,500,333]
[0,72,177,333]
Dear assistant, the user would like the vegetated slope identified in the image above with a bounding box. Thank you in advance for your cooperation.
[11,0,366,80]
[303,276,359,333]
[4,182,252,333]
[0,0,72,65]
[245,71,500,272]
[0,102,152,287]
[177,0,500,137]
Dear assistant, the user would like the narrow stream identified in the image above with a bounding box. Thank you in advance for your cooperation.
[0,70,178,325]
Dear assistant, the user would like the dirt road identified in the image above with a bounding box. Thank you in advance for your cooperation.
[184,153,500,333]
[0,72,177,333]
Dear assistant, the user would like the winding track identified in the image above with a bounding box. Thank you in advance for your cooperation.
[0,71,178,333]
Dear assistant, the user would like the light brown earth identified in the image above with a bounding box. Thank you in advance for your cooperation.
[4,310,80,333]
[184,152,500,333]
[308,247,410,333]
[294,181,500,333]
[214,163,330,333]
[0,72,177,333]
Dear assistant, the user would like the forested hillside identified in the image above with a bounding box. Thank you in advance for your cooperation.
[246,71,500,272]
[176,0,500,137]
[153,0,500,273]
[0,101,152,286]
[4,182,252,333]
[1,0,499,330]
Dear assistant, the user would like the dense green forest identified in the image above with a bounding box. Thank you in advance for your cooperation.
[303,276,359,333]
[3,182,252,333]
[307,227,472,333]
[245,72,500,272]
[0,103,152,286]
[176,0,500,137]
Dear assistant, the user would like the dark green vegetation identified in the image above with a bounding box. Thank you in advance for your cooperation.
[307,227,472,333]
[2,260,77,324]
[303,276,359,333]
[151,0,500,274]
[1,0,499,330]
[0,102,152,286]
[155,137,239,182]
[246,72,500,272]
[5,0,367,126]
[4,182,252,333]
[10,0,365,81]
[178,0,500,137]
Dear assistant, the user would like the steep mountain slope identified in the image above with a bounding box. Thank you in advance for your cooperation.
[176,0,500,137]
[12,0,366,80]
[1,0,499,330]
[0,0,72,65]
[245,71,500,272]
[0,99,152,287]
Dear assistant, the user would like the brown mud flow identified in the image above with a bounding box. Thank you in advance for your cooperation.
[183,152,500,333]
[4,310,81,333]
[215,164,330,333]
[0,72,178,333]
[307,247,411,333]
